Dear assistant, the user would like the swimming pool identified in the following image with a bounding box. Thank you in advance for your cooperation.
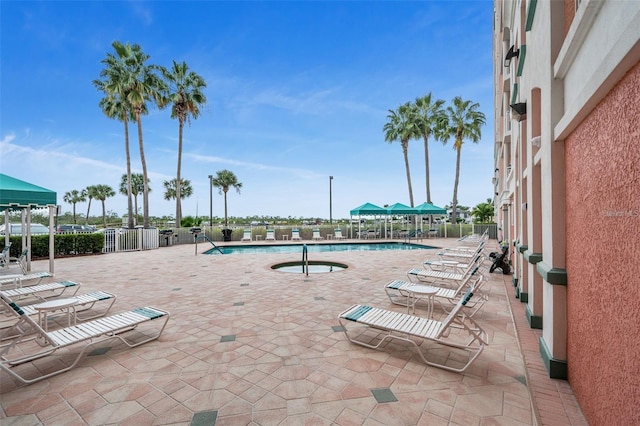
[205,242,436,255]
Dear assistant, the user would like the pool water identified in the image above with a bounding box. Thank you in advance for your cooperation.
[205,242,435,255]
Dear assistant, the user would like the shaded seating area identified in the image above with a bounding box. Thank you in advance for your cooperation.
[0,293,170,384]
[338,287,487,373]
[0,174,57,275]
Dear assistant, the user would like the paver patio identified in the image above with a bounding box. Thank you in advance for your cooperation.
[0,238,586,425]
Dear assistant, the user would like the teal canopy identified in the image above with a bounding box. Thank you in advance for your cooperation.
[386,202,416,215]
[0,174,57,210]
[349,202,386,216]
[414,202,447,215]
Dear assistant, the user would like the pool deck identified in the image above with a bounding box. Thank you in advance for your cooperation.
[0,238,587,425]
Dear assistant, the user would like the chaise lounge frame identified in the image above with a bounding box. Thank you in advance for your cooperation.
[0,293,169,384]
[338,287,487,373]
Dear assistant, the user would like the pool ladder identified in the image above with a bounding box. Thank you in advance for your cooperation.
[302,244,309,276]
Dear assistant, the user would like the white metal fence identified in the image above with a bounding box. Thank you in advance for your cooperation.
[102,228,159,253]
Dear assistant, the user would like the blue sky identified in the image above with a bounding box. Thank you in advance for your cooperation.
[1,1,494,221]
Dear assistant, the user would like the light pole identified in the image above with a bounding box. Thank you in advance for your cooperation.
[329,176,333,224]
[208,175,213,228]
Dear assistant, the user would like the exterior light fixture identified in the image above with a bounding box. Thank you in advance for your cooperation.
[531,136,541,147]
[504,45,519,67]
[510,102,527,121]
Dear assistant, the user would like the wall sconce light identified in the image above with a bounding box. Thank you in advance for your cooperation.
[510,102,527,121]
[531,136,541,147]
[504,45,519,67]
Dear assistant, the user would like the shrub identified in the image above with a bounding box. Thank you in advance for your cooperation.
[3,234,104,258]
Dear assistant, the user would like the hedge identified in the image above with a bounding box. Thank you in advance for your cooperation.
[0,233,104,258]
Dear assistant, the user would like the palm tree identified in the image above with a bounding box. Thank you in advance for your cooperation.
[93,184,116,228]
[96,41,166,229]
[211,170,243,227]
[119,173,147,225]
[471,199,494,223]
[161,61,207,228]
[84,185,98,225]
[383,102,419,207]
[94,60,137,229]
[163,178,194,225]
[440,96,486,224]
[413,94,446,203]
[63,190,86,224]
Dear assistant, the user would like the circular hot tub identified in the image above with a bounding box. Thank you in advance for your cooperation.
[271,260,348,274]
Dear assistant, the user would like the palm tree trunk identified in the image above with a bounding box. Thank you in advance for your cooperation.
[223,190,229,227]
[124,118,134,229]
[85,199,92,225]
[423,135,431,203]
[135,110,150,228]
[176,120,184,227]
[452,146,462,224]
[101,200,107,228]
[73,204,77,224]
[134,195,139,226]
[402,140,414,207]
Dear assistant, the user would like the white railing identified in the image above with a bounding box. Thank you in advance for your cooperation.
[102,228,159,253]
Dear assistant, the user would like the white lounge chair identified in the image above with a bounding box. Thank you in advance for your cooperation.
[312,229,323,240]
[424,254,486,273]
[338,286,487,373]
[334,229,346,240]
[438,240,486,259]
[407,255,483,285]
[241,229,252,242]
[0,293,169,384]
[0,271,53,289]
[0,280,80,303]
[291,229,301,240]
[265,229,276,241]
[0,291,118,340]
[1,290,116,321]
[385,273,487,317]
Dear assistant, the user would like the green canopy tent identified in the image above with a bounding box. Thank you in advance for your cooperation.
[386,202,416,238]
[414,202,447,236]
[414,202,447,215]
[349,202,386,239]
[0,174,57,272]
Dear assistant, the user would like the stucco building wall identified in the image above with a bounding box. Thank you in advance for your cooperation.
[564,60,640,425]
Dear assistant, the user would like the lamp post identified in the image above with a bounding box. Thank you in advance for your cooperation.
[208,175,213,228]
[329,176,333,224]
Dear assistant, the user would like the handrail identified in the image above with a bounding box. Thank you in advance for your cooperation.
[302,244,308,276]
[196,235,224,254]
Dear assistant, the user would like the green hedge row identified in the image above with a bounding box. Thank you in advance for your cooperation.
[0,234,104,258]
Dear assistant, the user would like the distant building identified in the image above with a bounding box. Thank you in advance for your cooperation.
[447,209,472,223]
[493,1,639,424]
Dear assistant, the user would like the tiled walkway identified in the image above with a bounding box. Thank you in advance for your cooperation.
[0,239,587,425]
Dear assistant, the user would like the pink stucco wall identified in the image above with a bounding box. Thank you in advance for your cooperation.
[565,61,640,425]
